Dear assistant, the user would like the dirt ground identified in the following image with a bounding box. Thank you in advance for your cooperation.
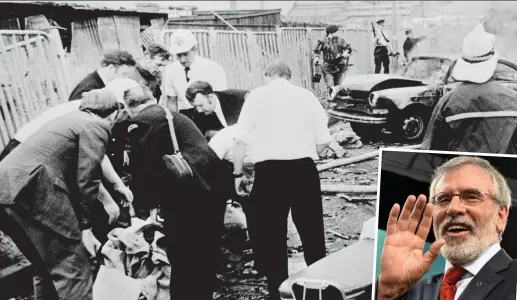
[0,122,411,300]
[214,125,412,300]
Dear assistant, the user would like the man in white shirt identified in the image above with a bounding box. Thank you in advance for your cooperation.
[160,29,227,114]
[209,125,252,167]
[232,62,332,300]
[373,19,396,74]
[377,156,517,300]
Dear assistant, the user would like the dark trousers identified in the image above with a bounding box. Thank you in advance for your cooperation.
[250,158,326,300]
[374,52,390,74]
[322,70,346,89]
[162,179,227,300]
[0,206,93,300]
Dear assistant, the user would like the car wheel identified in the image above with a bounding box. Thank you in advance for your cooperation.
[399,108,430,142]
[350,122,383,142]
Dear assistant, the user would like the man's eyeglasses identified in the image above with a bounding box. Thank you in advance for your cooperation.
[431,189,493,208]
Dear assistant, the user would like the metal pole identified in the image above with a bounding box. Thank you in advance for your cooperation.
[391,0,398,73]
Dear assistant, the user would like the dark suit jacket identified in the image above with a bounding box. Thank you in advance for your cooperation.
[187,89,248,135]
[127,105,232,211]
[135,64,162,101]
[0,111,110,240]
[389,249,517,300]
[68,70,105,101]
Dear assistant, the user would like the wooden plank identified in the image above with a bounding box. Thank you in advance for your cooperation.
[97,16,120,52]
[25,14,64,51]
[113,15,142,58]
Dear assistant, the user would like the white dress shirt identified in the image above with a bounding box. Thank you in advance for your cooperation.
[235,78,332,163]
[208,125,252,166]
[375,29,389,47]
[213,96,228,128]
[163,55,227,111]
[444,243,501,300]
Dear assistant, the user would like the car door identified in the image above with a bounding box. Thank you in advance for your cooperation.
[442,59,460,96]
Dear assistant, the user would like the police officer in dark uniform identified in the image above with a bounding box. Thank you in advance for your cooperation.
[313,24,352,94]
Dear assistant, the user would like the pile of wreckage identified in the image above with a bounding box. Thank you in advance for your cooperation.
[320,121,364,159]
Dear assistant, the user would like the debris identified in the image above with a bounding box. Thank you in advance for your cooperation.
[317,149,379,172]
[321,184,377,194]
[327,230,350,240]
[328,141,346,157]
[336,193,352,201]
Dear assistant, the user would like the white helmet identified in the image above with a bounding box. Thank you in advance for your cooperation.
[169,29,198,54]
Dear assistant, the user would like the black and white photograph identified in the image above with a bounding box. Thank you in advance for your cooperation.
[0,0,516,300]
[375,149,517,300]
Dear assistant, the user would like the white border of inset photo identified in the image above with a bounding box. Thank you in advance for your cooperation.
[370,147,517,300]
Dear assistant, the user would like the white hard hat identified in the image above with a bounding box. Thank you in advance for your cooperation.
[104,78,141,104]
[169,29,198,54]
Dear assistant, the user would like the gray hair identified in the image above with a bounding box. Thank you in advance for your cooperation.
[264,61,292,80]
[429,156,512,210]
[123,84,156,108]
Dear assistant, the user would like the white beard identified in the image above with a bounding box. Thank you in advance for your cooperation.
[434,209,499,265]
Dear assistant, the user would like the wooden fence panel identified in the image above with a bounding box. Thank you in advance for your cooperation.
[0,30,69,150]
[278,28,312,90]
[250,32,280,86]
[160,27,380,97]
[215,31,254,90]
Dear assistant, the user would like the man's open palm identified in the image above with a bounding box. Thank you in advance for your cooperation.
[378,195,445,298]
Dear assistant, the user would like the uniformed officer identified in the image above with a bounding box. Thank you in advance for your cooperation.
[313,24,353,94]
[373,19,395,74]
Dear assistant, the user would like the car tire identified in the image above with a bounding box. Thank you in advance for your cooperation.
[350,122,383,142]
[398,107,430,142]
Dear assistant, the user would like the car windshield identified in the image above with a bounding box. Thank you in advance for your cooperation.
[401,57,452,82]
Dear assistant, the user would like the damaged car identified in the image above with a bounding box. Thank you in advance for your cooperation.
[327,54,517,142]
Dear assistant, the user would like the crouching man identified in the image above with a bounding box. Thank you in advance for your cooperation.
[0,89,121,300]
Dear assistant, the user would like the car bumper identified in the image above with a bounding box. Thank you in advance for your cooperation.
[328,109,388,124]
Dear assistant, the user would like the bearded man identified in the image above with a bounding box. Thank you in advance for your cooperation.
[376,156,517,300]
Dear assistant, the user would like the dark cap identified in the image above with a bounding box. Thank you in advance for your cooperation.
[376,19,385,25]
[326,24,339,34]
[405,28,412,34]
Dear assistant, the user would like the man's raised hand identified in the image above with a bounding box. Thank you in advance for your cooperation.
[377,194,445,300]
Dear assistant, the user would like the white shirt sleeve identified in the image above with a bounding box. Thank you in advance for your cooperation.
[235,90,257,144]
[210,62,228,91]
[310,93,332,145]
[208,131,228,160]
[163,64,178,97]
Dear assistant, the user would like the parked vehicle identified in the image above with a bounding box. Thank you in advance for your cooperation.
[327,53,517,142]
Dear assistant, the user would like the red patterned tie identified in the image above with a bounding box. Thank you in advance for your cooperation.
[440,266,466,300]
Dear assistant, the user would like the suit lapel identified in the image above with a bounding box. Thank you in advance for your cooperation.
[422,276,441,300]
[457,249,511,300]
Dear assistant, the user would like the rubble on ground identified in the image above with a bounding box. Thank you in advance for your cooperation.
[320,121,363,159]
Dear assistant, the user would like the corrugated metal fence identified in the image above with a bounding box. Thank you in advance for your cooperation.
[0,30,70,149]
[160,27,375,96]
